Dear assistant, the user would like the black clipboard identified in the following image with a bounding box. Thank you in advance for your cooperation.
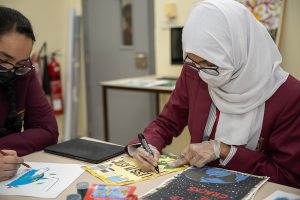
[44,138,125,164]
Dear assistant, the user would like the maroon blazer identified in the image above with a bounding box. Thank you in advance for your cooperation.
[131,65,300,188]
[0,71,58,156]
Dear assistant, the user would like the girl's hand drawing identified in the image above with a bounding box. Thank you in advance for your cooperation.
[0,150,23,181]
[132,144,160,172]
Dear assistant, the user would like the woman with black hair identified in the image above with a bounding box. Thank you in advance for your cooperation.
[0,6,58,181]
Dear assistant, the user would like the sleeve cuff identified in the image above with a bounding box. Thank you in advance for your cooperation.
[219,146,237,166]
[127,143,141,156]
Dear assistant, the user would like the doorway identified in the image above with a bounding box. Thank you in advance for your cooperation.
[82,0,155,144]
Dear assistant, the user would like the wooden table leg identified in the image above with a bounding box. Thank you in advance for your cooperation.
[102,86,109,141]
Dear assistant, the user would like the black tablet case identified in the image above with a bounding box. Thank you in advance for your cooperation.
[44,138,125,164]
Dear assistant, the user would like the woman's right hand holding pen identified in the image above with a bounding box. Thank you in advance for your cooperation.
[132,144,160,172]
[0,150,23,181]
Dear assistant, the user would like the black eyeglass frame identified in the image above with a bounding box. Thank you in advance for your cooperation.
[0,59,35,76]
[183,55,219,76]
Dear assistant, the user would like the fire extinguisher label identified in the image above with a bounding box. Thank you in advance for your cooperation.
[54,66,60,72]
[53,99,62,111]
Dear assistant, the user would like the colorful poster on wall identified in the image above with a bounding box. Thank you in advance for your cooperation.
[83,153,189,185]
[141,167,268,200]
[0,162,84,198]
[237,0,285,46]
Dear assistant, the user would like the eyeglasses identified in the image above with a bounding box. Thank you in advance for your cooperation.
[0,59,35,75]
[183,56,219,76]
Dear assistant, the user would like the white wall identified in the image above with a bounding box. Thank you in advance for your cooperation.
[154,0,199,77]
[279,0,300,80]
[0,0,87,140]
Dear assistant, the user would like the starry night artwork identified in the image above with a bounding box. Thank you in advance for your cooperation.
[141,167,268,200]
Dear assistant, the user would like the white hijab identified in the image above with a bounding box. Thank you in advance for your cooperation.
[182,0,289,146]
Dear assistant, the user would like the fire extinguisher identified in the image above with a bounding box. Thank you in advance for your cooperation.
[48,52,64,115]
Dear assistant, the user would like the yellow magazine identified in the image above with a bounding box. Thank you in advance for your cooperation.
[82,153,188,185]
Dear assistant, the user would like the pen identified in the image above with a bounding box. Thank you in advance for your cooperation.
[0,150,31,168]
[138,133,159,173]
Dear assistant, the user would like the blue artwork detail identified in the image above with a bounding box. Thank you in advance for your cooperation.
[107,176,128,183]
[185,167,249,184]
[7,169,47,187]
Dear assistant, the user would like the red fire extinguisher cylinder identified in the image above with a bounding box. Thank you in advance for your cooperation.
[48,53,64,115]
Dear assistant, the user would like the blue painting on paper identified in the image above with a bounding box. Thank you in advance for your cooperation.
[6,168,48,187]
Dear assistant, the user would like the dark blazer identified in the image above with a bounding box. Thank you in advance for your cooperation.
[0,71,58,156]
[130,64,300,188]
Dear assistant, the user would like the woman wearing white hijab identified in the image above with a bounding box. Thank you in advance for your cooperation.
[127,0,300,187]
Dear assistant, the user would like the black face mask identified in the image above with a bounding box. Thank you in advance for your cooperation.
[0,79,22,137]
[0,72,16,87]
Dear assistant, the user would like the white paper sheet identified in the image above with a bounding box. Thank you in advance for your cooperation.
[263,190,300,200]
[0,162,84,198]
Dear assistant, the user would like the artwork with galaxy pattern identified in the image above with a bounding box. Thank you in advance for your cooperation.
[141,167,268,200]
